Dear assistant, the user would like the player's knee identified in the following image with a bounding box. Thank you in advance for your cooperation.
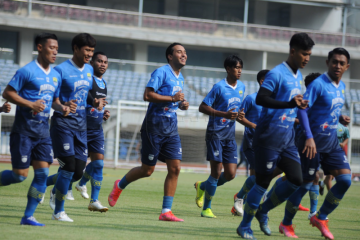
[336,174,352,190]
[225,172,236,181]
[58,156,76,172]
[255,174,272,189]
[287,175,303,187]
[12,172,27,183]
[141,166,154,177]
[169,165,181,176]
[92,160,104,169]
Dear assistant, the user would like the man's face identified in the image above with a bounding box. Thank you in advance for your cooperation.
[91,54,108,76]
[292,48,312,69]
[326,54,349,81]
[226,62,242,80]
[75,45,95,64]
[168,45,187,67]
[38,39,58,64]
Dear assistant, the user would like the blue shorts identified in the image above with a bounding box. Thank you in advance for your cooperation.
[244,148,255,169]
[141,131,182,166]
[254,145,300,174]
[51,124,88,162]
[206,139,238,164]
[87,129,104,155]
[301,147,351,181]
[10,132,53,169]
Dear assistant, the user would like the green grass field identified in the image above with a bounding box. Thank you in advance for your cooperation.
[1,163,360,240]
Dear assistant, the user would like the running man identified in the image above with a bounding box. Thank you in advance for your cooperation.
[0,33,69,226]
[108,43,189,222]
[194,55,246,218]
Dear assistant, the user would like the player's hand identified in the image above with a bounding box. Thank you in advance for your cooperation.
[237,108,245,121]
[341,115,350,124]
[302,138,317,159]
[1,101,11,113]
[103,110,110,121]
[340,143,344,148]
[179,100,189,110]
[62,105,70,117]
[173,90,184,102]
[65,99,77,113]
[31,99,46,113]
[225,108,238,120]
[293,94,308,109]
[94,98,108,111]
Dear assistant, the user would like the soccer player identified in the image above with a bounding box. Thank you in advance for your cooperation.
[47,33,104,222]
[0,33,70,226]
[75,51,110,212]
[231,69,268,217]
[108,43,189,222]
[194,55,245,218]
[281,48,351,240]
[237,33,314,239]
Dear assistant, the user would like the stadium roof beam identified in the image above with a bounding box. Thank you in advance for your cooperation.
[259,0,342,8]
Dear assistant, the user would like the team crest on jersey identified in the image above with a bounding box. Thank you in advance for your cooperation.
[342,89,345,94]
[53,77,58,85]
[63,143,70,151]
[21,155,28,163]
[309,168,315,175]
[87,73,91,80]
[266,162,273,169]
[320,122,329,131]
[239,90,243,95]
[279,113,287,123]
[148,154,154,160]
[220,118,227,124]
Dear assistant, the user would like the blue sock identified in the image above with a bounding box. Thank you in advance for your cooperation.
[90,160,103,202]
[46,173,59,187]
[79,161,93,186]
[237,175,256,199]
[68,181,73,191]
[0,170,26,186]
[240,184,267,228]
[318,174,351,220]
[54,169,74,214]
[162,196,174,211]
[266,177,283,199]
[259,179,299,214]
[24,168,49,218]
[200,181,206,191]
[203,175,218,210]
[283,182,312,225]
[217,172,228,187]
[118,175,130,189]
[309,184,319,213]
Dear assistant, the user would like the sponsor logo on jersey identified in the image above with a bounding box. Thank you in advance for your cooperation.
[39,84,56,95]
[90,108,96,114]
[220,118,227,124]
[280,113,287,123]
[74,80,90,92]
[63,143,70,151]
[320,122,328,131]
[309,168,315,175]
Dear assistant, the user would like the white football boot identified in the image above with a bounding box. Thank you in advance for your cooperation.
[88,200,109,213]
[234,198,244,217]
[51,211,73,222]
[75,182,89,199]
[66,190,75,200]
[49,188,55,210]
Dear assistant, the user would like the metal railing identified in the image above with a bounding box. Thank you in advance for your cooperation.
[1,0,359,47]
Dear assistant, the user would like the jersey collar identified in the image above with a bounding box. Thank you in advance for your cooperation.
[35,59,51,75]
[225,78,237,90]
[167,64,180,79]
[282,62,298,79]
[324,72,341,88]
[69,59,85,72]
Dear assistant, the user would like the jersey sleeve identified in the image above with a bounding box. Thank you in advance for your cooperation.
[303,81,322,108]
[146,69,164,92]
[344,127,350,139]
[202,85,219,107]
[261,71,279,94]
[7,69,29,92]
[54,66,63,79]
[240,95,252,113]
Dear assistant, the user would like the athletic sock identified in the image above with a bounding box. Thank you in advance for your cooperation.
[68,181,73,191]
[54,169,74,214]
[318,174,351,220]
[90,160,103,202]
[237,175,256,199]
[162,196,174,213]
[118,175,130,189]
[217,172,228,187]
[79,161,93,186]
[200,181,206,191]
[46,173,59,187]
[203,175,218,210]
[240,184,267,228]
[265,177,283,199]
[309,184,319,213]
[259,179,299,214]
[24,168,48,218]
[283,182,312,225]
[0,170,26,186]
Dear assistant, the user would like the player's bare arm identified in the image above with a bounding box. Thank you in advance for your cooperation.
[238,116,256,129]
[199,102,238,120]
[93,97,108,111]
[63,99,77,113]
[3,85,45,112]
[52,97,70,116]
[143,87,184,103]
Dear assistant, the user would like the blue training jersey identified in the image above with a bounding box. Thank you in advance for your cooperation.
[86,77,107,130]
[8,60,60,138]
[203,78,245,140]
[241,92,262,150]
[52,60,93,131]
[253,62,302,151]
[302,73,345,152]
[141,64,184,136]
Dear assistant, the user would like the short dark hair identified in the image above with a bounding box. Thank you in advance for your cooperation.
[304,72,321,87]
[328,47,350,63]
[224,55,243,70]
[71,33,96,52]
[34,33,58,47]
[92,51,107,61]
[257,69,269,84]
[165,42,184,63]
[289,33,315,51]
